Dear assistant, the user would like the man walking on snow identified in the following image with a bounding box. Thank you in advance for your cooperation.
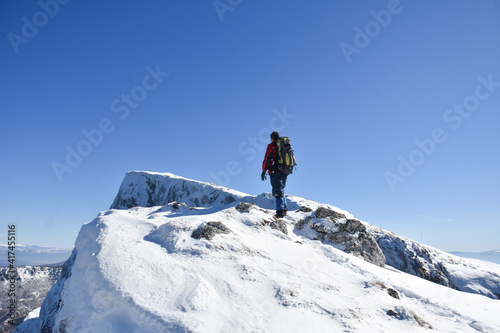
[261,131,288,218]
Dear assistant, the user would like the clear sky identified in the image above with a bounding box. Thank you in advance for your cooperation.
[1,0,499,252]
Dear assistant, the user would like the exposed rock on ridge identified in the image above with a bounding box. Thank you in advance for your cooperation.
[368,227,500,299]
[296,207,386,267]
[192,222,232,240]
[111,171,247,209]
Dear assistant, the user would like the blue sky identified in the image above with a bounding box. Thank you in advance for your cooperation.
[1,0,499,252]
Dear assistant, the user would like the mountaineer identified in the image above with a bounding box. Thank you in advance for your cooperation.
[261,131,296,218]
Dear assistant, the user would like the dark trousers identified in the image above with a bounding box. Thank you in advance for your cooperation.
[270,171,287,211]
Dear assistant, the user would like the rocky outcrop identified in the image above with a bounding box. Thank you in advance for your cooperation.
[111,171,247,209]
[269,220,288,235]
[235,202,255,213]
[314,206,346,219]
[376,233,451,286]
[296,207,386,267]
[0,265,62,333]
[192,222,232,240]
[369,227,500,299]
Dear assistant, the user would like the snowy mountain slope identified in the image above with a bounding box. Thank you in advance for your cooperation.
[14,171,500,332]
[110,172,500,299]
[369,227,500,299]
[19,201,500,332]
[1,266,61,333]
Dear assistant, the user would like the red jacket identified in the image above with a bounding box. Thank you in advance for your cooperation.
[262,142,277,173]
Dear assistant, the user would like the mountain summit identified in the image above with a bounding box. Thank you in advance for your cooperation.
[16,171,500,332]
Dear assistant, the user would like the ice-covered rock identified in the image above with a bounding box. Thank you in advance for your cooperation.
[110,171,248,209]
[296,207,386,267]
[369,226,500,299]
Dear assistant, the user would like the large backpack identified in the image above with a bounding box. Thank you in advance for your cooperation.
[276,136,296,175]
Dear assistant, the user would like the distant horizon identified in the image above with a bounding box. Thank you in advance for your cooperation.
[0,243,72,249]
[4,244,500,254]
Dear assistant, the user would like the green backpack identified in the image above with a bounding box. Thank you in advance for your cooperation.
[276,137,296,175]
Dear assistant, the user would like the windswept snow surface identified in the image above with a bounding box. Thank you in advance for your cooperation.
[15,172,500,332]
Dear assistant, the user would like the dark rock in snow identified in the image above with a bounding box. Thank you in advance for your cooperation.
[192,222,232,240]
[386,309,400,318]
[375,233,453,288]
[299,213,386,267]
[314,206,346,219]
[295,218,309,231]
[235,202,255,213]
[324,219,386,267]
[366,226,500,300]
[269,220,288,235]
[296,206,313,213]
[387,288,400,299]
[171,202,186,210]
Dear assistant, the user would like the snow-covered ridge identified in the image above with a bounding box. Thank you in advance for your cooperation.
[109,171,500,299]
[15,171,500,332]
[110,171,250,209]
[369,226,500,299]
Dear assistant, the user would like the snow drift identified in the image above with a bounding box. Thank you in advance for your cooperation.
[15,171,500,332]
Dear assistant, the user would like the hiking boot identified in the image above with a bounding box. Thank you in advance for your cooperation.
[275,210,285,218]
